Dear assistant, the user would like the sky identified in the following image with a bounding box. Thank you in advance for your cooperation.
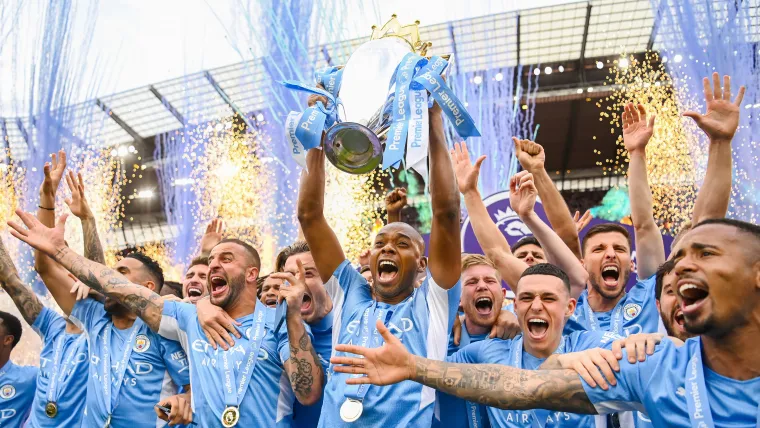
[0,0,579,114]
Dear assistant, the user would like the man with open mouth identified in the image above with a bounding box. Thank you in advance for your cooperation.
[181,256,209,304]
[257,274,283,308]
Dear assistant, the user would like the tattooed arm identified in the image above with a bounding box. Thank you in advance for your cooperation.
[0,238,43,325]
[331,320,598,414]
[7,210,164,331]
[271,265,324,405]
[65,170,105,263]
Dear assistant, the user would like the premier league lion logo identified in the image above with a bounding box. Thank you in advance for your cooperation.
[0,384,15,399]
[623,303,642,321]
[133,334,151,353]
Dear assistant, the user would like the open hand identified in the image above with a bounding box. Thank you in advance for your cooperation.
[573,210,593,233]
[509,171,537,218]
[622,103,656,154]
[40,150,67,197]
[7,210,67,256]
[489,309,521,340]
[196,297,241,351]
[552,348,620,391]
[270,259,308,318]
[64,170,94,219]
[612,333,663,363]
[683,73,745,142]
[513,138,545,172]
[331,320,414,386]
[451,142,485,195]
[199,219,224,256]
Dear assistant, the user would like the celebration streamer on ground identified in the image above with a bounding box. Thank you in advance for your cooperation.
[651,0,760,224]
[600,52,700,234]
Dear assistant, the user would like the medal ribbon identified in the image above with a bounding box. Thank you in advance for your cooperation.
[343,303,393,403]
[221,306,267,411]
[583,297,624,335]
[46,334,85,405]
[512,336,567,428]
[102,320,141,417]
[459,323,487,428]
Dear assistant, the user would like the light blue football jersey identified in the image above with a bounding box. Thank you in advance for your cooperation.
[27,306,88,427]
[319,260,461,427]
[70,299,190,428]
[564,275,661,337]
[160,300,304,427]
[0,360,37,426]
[449,330,621,427]
[582,336,760,427]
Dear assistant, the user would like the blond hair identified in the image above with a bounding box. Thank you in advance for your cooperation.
[461,253,501,282]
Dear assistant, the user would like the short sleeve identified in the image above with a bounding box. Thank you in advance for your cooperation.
[159,336,191,387]
[159,301,196,342]
[580,341,671,414]
[422,273,462,334]
[446,340,489,364]
[31,306,65,342]
[69,298,107,333]
[331,260,366,296]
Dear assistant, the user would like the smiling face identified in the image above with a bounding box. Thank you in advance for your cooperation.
[370,223,425,303]
[259,276,283,308]
[672,224,760,337]
[207,242,259,310]
[514,274,576,358]
[461,264,505,331]
[514,244,545,267]
[283,251,332,323]
[583,231,633,302]
[182,263,209,304]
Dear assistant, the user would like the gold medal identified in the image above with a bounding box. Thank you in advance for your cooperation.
[221,406,240,427]
[45,401,58,418]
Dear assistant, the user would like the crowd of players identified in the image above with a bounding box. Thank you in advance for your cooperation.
[0,72,756,427]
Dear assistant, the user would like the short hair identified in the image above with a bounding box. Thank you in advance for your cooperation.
[0,311,22,348]
[692,218,760,260]
[160,281,183,299]
[256,274,269,298]
[461,253,501,281]
[582,223,632,254]
[518,263,571,293]
[655,259,676,300]
[671,221,693,251]
[125,252,165,290]
[511,236,541,253]
[275,241,310,272]
[216,238,261,268]
[188,256,208,269]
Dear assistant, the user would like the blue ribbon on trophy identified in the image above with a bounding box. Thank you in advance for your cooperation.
[280,15,480,176]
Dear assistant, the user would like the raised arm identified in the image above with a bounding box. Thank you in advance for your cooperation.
[385,187,407,224]
[0,237,43,325]
[510,171,589,298]
[514,138,583,259]
[451,142,527,288]
[271,261,324,405]
[8,211,164,331]
[684,73,745,224]
[622,103,664,279]
[199,219,225,257]
[332,320,596,414]
[65,170,105,263]
[297,148,346,283]
[34,150,79,315]
[427,103,461,289]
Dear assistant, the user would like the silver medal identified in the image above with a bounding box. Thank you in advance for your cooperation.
[339,399,363,423]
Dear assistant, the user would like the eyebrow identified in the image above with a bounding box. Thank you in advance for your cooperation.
[674,243,719,258]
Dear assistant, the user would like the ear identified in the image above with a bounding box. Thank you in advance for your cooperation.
[144,281,157,293]
[2,335,13,347]
[753,261,760,291]
[500,287,506,300]
[246,266,260,284]
[565,297,577,318]
[630,259,636,274]
[656,300,662,312]
[418,256,428,273]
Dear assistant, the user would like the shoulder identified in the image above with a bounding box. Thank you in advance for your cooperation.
[568,330,623,350]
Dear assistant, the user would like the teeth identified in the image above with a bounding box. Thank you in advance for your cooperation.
[476,297,492,303]
[603,266,619,273]
[528,318,548,324]
[679,283,699,294]
[379,261,397,268]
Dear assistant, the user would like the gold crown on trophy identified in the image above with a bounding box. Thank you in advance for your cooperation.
[370,14,432,56]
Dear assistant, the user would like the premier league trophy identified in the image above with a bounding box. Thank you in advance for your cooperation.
[283,15,479,175]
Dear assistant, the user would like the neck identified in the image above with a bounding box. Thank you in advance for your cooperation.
[587,286,625,312]
[523,334,563,359]
[376,285,414,305]
[0,354,9,372]
[702,317,760,381]
[463,318,490,336]
[224,294,257,319]
[64,320,82,334]
[111,313,137,330]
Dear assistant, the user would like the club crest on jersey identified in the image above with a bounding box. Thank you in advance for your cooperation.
[134,335,151,353]
[0,384,15,399]
[623,303,642,321]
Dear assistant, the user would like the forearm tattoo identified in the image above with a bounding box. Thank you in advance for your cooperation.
[286,325,324,403]
[411,356,597,414]
[52,247,163,331]
[81,218,106,264]
[0,244,42,324]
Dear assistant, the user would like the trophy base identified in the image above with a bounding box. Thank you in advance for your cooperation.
[324,122,383,174]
